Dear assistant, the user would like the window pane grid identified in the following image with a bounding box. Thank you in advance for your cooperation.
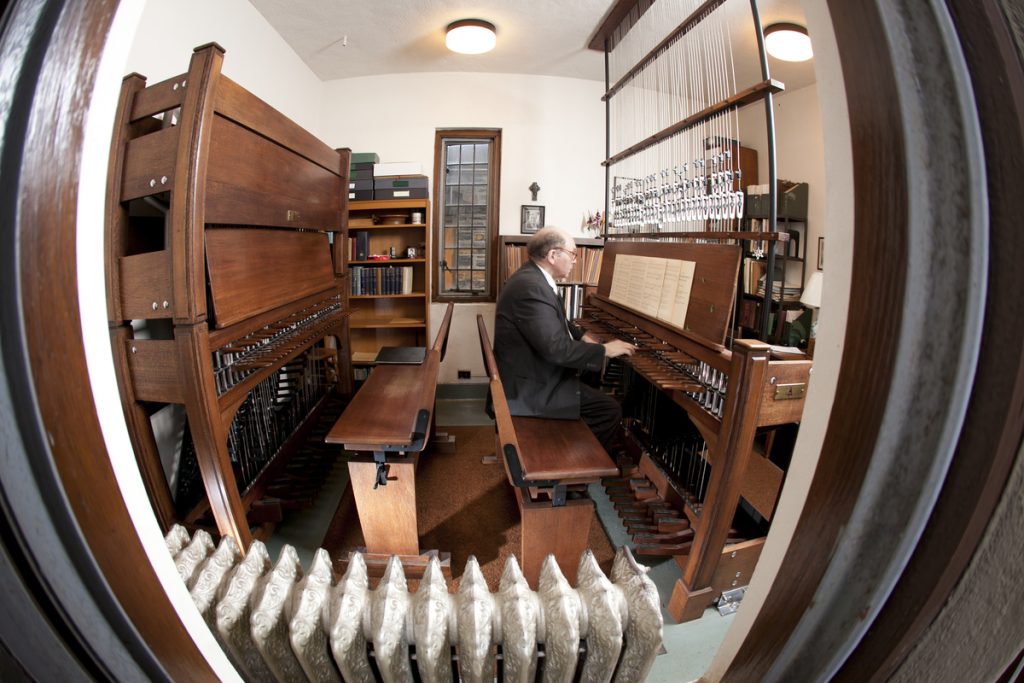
[440,137,492,295]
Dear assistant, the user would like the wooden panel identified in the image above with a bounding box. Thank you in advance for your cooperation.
[175,324,251,547]
[169,44,223,326]
[205,116,341,230]
[325,364,431,448]
[512,416,619,482]
[125,339,183,403]
[683,340,768,590]
[120,126,177,201]
[348,459,420,555]
[128,72,187,121]
[110,328,177,532]
[214,76,344,176]
[711,538,765,594]
[758,359,813,426]
[106,73,147,323]
[596,241,741,347]
[740,453,783,521]
[205,228,334,328]
[118,251,173,321]
[517,488,595,588]
[738,145,759,189]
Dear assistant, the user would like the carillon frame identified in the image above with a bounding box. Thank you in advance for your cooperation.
[596,0,784,341]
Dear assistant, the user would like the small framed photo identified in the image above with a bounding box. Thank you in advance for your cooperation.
[521,205,545,234]
[817,236,824,270]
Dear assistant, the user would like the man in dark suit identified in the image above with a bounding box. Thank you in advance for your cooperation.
[494,226,635,448]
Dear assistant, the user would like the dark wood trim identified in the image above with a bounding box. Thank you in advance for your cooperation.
[431,128,502,303]
[722,0,1019,680]
[586,0,647,52]
[602,0,728,102]
[834,0,1024,679]
[1,0,218,680]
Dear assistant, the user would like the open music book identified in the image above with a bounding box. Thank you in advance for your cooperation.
[608,254,696,329]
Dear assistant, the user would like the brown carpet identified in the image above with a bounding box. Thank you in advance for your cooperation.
[321,425,616,590]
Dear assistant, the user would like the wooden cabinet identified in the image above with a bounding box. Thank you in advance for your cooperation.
[346,199,431,364]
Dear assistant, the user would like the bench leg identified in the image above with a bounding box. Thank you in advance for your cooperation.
[348,457,420,556]
[516,488,594,589]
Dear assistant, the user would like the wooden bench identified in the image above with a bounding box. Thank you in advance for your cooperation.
[476,314,619,587]
[325,302,454,575]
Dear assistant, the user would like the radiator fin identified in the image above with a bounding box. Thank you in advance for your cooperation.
[169,526,663,681]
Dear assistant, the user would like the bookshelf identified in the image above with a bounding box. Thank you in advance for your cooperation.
[738,182,810,344]
[346,199,430,364]
[498,235,604,320]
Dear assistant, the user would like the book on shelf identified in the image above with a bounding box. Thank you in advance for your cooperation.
[501,239,603,286]
[349,264,414,295]
[745,258,802,301]
[756,282,803,302]
[354,231,369,261]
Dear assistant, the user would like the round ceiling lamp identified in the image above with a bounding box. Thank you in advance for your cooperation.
[445,19,497,55]
[764,22,813,62]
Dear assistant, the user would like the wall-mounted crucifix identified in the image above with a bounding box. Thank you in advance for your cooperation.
[528,182,540,201]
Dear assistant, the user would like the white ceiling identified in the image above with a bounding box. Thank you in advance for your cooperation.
[249,0,816,91]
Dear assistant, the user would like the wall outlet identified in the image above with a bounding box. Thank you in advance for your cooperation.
[457,370,471,379]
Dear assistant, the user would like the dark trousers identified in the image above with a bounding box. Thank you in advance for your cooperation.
[579,383,621,450]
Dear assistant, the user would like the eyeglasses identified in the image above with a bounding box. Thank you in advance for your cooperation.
[553,247,578,261]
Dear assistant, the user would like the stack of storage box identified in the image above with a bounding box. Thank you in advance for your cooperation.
[349,152,377,200]
[373,161,428,200]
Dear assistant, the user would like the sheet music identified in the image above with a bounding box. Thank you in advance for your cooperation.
[609,254,696,329]
[608,254,633,303]
[656,259,683,320]
[637,256,666,317]
[668,260,696,328]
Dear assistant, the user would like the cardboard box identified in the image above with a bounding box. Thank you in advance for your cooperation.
[348,190,373,201]
[374,187,428,200]
[373,175,428,190]
[350,152,380,165]
[374,162,423,177]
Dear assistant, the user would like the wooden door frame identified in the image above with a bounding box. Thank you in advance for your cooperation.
[1,0,1022,681]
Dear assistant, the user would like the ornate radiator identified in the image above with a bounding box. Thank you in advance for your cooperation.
[168,526,664,682]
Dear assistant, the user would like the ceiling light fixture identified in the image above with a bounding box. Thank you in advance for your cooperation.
[764,23,813,62]
[445,19,497,55]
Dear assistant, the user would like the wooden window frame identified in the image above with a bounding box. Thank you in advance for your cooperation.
[432,128,502,303]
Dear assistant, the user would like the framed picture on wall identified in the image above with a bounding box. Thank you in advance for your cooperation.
[818,236,824,270]
[521,205,545,234]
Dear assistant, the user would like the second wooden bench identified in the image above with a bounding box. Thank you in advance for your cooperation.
[476,314,618,587]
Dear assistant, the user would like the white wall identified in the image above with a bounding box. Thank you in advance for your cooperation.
[126,0,325,138]
[321,71,607,382]
[738,82,827,289]
[321,72,606,236]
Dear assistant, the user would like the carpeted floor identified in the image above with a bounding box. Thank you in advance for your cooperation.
[321,425,616,590]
